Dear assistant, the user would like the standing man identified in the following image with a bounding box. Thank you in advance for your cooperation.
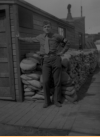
[17,20,70,108]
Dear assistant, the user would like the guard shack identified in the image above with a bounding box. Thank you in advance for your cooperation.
[0,0,85,102]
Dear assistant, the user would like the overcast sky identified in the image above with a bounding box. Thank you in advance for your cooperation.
[25,0,100,34]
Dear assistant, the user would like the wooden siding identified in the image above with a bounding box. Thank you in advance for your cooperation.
[0,5,15,99]
[10,5,23,101]
[18,5,59,60]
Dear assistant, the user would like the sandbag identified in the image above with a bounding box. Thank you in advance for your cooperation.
[27,73,40,80]
[32,94,44,100]
[24,91,35,96]
[20,58,37,71]
[40,74,43,84]
[28,80,42,89]
[24,87,34,92]
[62,88,76,95]
[24,85,28,89]
[20,74,32,80]
[28,57,40,64]
[64,92,78,103]
[37,89,44,95]
[22,80,29,85]
[28,85,40,90]
[21,69,34,74]
[61,56,69,68]
[61,71,71,85]
[26,52,41,63]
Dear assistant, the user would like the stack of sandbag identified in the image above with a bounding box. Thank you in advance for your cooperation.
[20,52,44,101]
[20,49,98,102]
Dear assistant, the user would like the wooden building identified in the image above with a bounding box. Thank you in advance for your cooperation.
[0,0,85,101]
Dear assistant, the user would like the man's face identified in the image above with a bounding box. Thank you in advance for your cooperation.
[43,24,52,34]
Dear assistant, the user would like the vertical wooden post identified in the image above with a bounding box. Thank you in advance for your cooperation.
[12,5,23,102]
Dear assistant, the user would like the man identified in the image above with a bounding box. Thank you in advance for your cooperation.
[17,20,70,108]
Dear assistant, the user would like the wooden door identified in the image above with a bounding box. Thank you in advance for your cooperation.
[0,5,15,100]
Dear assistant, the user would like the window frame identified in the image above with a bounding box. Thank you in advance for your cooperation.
[58,26,66,37]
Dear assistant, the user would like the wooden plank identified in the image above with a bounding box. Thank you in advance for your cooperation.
[0,43,7,47]
[0,48,8,58]
[19,27,33,34]
[11,32,15,37]
[0,32,6,43]
[10,20,14,26]
[0,63,8,73]
[18,6,33,29]
[62,104,80,130]
[0,73,9,77]
[15,85,18,90]
[0,78,9,87]
[33,105,56,128]
[0,87,10,97]
[0,101,11,108]
[0,87,10,92]
[0,101,16,112]
[0,102,25,121]
[10,6,13,14]
[47,104,72,129]
[13,49,16,56]
[11,26,15,32]
[2,102,37,124]
[13,62,17,68]
[12,44,16,50]
[38,106,60,128]
[14,103,43,126]
[13,5,23,101]
[13,56,17,61]
[0,58,8,62]
[15,79,18,85]
[10,13,13,20]
[33,24,42,31]
[14,73,18,79]
[33,19,43,26]
[14,68,17,73]
[12,37,16,44]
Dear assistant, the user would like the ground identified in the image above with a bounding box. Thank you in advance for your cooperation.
[0,68,100,136]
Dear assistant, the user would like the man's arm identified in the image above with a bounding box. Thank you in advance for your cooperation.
[16,33,40,43]
[57,34,70,55]
[60,39,70,55]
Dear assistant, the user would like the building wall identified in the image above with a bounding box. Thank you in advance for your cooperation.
[73,17,85,49]
[18,5,78,61]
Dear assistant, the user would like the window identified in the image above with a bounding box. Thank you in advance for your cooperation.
[58,27,65,37]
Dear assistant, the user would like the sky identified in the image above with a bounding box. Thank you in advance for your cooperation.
[25,0,100,34]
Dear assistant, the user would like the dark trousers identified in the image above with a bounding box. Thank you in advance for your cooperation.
[42,55,62,104]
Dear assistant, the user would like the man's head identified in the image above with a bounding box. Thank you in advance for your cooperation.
[42,20,52,34]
